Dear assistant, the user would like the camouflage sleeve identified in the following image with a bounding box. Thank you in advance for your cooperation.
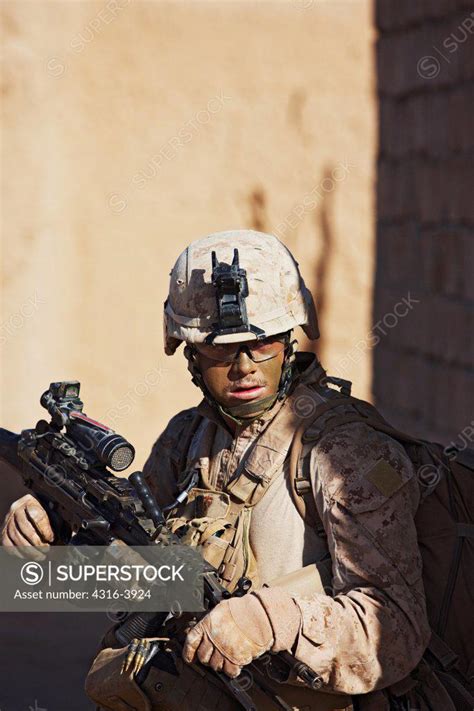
[142,407,198,509]
[290,422,431,695]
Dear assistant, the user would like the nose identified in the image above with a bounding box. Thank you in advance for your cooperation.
[231,350,257,377]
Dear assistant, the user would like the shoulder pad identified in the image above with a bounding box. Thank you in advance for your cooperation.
[143,407,200,483]
[313,421,415,514]
[158,407,200,450]
[301,401,359,444]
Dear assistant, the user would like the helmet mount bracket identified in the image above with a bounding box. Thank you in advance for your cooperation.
[205,248,265,344]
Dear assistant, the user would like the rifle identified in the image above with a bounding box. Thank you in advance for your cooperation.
[0,380,323,710]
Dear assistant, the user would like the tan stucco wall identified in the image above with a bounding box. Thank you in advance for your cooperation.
[1,0,376,486]
[1,4,376,705]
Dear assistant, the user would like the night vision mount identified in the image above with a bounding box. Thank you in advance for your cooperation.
[205,248,265,344]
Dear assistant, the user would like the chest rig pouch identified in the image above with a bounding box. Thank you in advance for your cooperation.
[165,363,335,595]
[166,482,258,590]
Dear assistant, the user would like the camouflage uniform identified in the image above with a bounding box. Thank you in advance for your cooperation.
[86,230,440,710]
[141,352,432,708]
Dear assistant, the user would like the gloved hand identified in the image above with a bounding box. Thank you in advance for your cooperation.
[1,494,54,560]
[182,588,301,678]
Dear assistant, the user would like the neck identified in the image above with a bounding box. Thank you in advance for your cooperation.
[218,395,281,434]
[222,412,239,434]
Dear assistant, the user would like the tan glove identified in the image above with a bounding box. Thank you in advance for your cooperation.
[85,646,152,711]
[182,589,301,678]
[1,494,54,560]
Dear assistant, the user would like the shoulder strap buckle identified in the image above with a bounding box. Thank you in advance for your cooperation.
[324,376,352,396]
[294,477,312,496]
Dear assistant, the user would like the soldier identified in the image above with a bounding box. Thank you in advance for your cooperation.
[3,230,447,710]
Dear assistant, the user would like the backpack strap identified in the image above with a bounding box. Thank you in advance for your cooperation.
[225,380,335,508]
[286,394,366,534]
[288,392,427,532]
[426,632,474,706]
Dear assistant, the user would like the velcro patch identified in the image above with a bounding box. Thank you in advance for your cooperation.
[366,459,402,497]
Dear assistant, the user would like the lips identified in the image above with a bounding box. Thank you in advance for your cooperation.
[228,384,267,401]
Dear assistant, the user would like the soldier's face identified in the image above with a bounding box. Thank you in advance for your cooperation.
[195,346,285,415]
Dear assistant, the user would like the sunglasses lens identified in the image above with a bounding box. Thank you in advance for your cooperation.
[249,338,286,361]
[195,343,237,361]
[195,335,288,363]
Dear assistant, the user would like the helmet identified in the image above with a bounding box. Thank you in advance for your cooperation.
[163,230,319,424]
[164,230,319,355]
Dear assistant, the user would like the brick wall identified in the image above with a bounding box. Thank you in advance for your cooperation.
[373,1,474,446]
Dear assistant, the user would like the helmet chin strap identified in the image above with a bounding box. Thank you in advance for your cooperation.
[184,337,298,427]
[215,393,279,426]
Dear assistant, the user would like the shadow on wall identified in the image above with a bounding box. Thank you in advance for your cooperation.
[245,165,346,367]
[293,164,339,364]
[248,186,269,233]
[245,162,359,372]
[311,165,335,363]
[372,3,474,445]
